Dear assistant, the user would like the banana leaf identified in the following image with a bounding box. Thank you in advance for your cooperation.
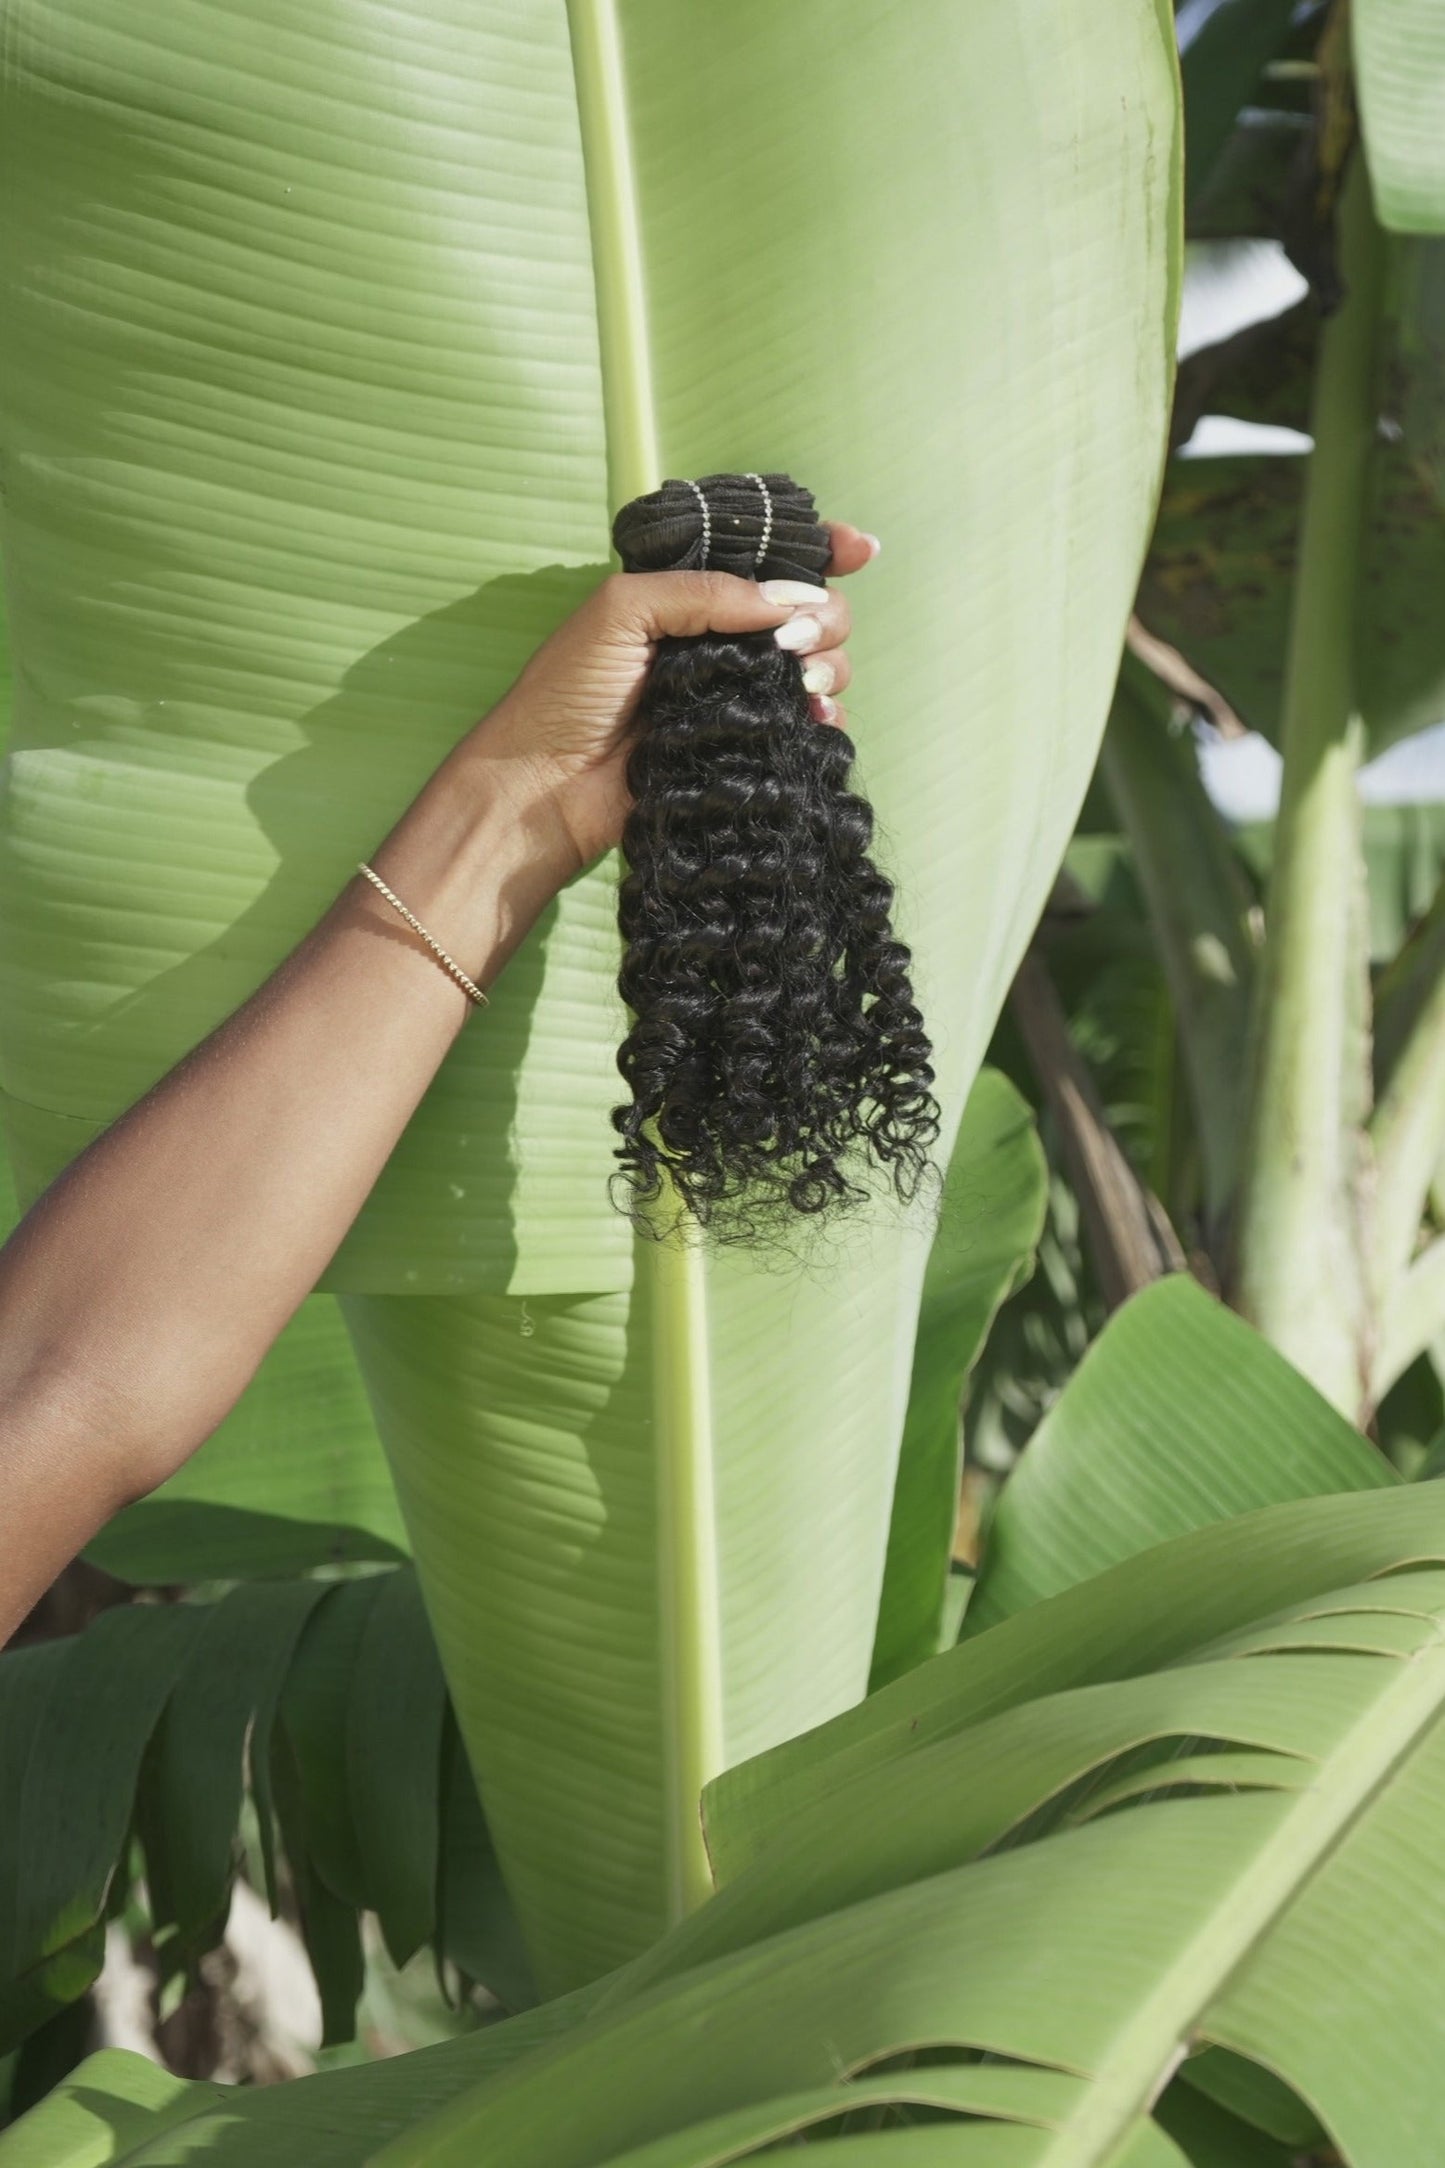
[0,0,1181,1990]
[870,1068,1047,1688]
[966,1273,1392,1631]
[1177,0,1296,212]
[22,1484,1445,2166]
[1355,0,1445,235]
[0,1571,530,2055]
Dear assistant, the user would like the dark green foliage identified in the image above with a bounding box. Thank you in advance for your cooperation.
[0,1573,533,2060]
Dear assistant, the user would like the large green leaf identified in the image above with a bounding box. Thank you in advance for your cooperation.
[869,1068,1046,1688]
[965,1274,1392,1631]
[0,1573,528,2054]
[1177,0,1296,213]
[136,1578,328,1976]
[0,2052,228,2167]
[32,1486,1445,2166]
[704,1482,1440,1883]
[1355,0,1445,235]
[0,0,1181,1992]
[0,1606,199,2050]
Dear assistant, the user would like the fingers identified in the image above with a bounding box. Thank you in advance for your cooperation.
[613,569,793,642]
[601,536,872,735]
[765,579,850,661]
[798,646,853,701]
[612,568,852,655]
[822,521,881,576]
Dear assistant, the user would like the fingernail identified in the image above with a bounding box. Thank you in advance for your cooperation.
[802,658,834,694]
[759,579,823,607]
[775,613,821,652]
[811,693,839,724]
[861,533,882,559]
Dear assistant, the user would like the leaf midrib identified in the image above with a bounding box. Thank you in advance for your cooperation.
[1044,1614,1445,2162]
[564,0,723,1925]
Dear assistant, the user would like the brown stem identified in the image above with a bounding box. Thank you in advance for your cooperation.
[1009,950,1187,1312]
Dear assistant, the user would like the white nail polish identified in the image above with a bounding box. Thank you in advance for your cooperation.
[759,579,824,607]
[775,614,822,652]
[861,533,882,559]
[802,659,834,694]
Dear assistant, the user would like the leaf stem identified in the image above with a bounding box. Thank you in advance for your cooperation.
[1228,156,1384,1415]
[566,0,659,495]
[1371,1231,1445,1404]
[1369,874,1445,1303]
[566,0,722,1923]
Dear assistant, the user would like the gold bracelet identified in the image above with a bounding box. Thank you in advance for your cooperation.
[355,862,489,1008]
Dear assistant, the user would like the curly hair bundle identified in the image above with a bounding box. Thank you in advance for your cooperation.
[610,471,938,1241]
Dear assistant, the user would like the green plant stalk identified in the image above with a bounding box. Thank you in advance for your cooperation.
[1370,865,1445,1083]
[1100,650,1258,1226]
[1369,877,1445,1302]
[566,0,722,1924]
[1230,157,1383,1416]
[1372,1232,1445,1403]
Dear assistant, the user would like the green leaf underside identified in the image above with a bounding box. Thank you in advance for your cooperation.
[335,1496,1445,2168]
[0,0,1180,1998]
[28,1485,1445,2167]
[870,1071,1047,1689]
[345,1569,449,1967]
[0,1572,532,2057]
[965,1276,1391,1631]
[138,1579,328,1973]
[0,1608,198,2052]
[1153,2080,1297,2166]
[1354,0,1445,235]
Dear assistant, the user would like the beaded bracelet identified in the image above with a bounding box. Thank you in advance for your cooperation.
[355,861,489,1008]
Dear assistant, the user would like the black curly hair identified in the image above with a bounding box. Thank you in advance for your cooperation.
[610,471,938,1240]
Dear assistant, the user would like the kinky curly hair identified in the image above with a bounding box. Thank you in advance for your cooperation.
[610,471,938,1239]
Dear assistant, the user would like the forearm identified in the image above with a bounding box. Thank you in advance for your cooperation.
[0,716,574,1628]
[0,544,866,1633]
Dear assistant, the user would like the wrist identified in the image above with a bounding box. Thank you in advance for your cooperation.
[459,695,595,876]
[363,733,580,1004]
[451,738,582,891]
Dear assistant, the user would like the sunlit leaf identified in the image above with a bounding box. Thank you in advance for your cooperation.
[0,0,1180,1996]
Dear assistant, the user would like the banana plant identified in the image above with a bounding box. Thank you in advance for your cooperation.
[10,1276,1438,2168]
[1081,0,1445,1423]
[0,0,1181,1994]
[0,1067,1046,2064]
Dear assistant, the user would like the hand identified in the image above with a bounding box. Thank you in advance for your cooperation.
[468,520,880,872]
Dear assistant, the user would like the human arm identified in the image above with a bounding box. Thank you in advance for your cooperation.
[0,529,874,1635]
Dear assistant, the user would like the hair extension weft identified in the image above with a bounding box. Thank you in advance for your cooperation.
[611,472,938,1242]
